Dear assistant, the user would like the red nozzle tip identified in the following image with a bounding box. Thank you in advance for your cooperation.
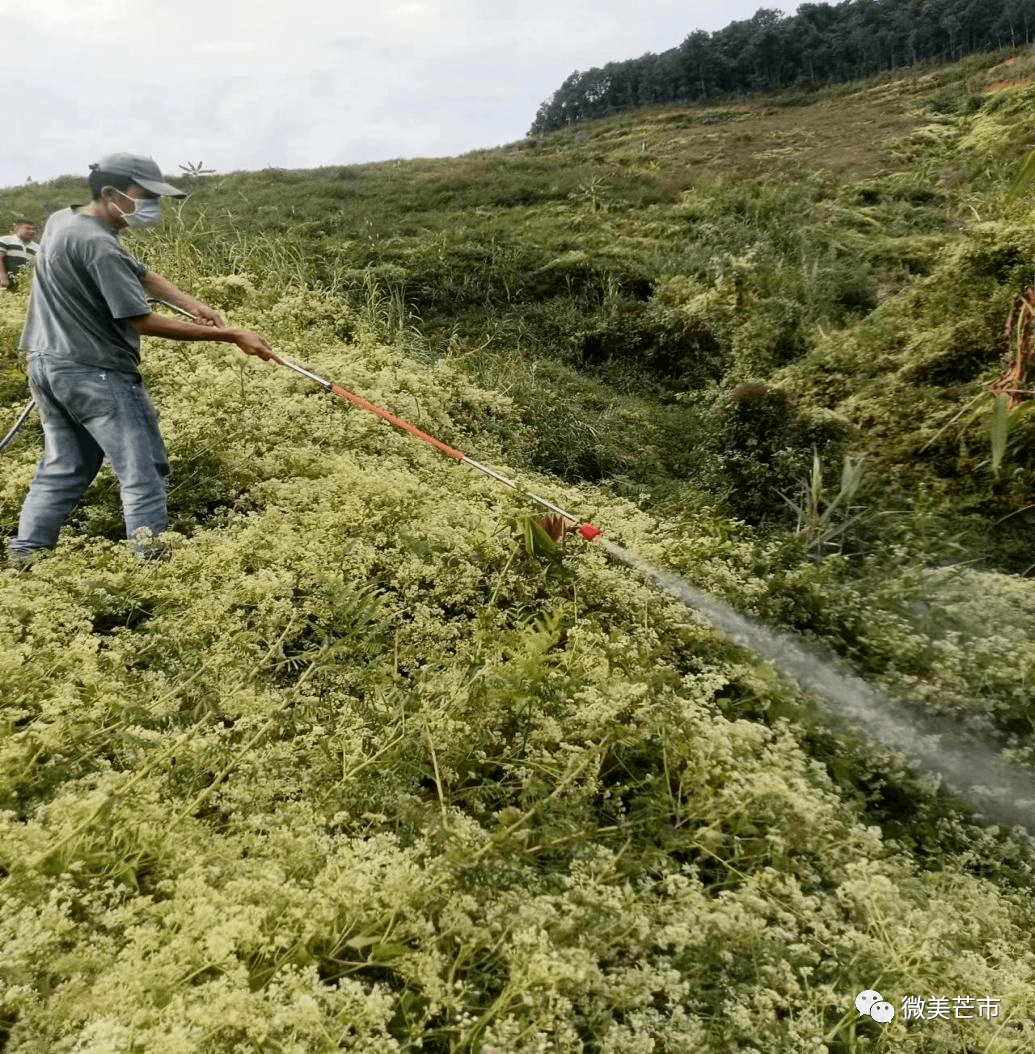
[577,523,603,541]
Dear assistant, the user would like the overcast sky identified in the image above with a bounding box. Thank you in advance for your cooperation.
[3,0,774,189]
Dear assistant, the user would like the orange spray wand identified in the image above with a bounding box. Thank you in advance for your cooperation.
[153,298,604,542]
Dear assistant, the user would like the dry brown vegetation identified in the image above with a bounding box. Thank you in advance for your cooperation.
[534,81,933,183]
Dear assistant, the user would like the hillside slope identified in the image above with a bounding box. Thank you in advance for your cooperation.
[2,49,1035,1053]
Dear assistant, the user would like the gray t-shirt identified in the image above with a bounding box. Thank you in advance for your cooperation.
[19,207,150,374]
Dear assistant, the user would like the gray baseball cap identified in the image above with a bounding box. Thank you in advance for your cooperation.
[90,153,187,197]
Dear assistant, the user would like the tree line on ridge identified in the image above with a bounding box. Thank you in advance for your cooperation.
[529,0,1034,133]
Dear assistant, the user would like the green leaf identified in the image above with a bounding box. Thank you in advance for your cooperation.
[514,514,561,560]
[1007,149,1035,200]
[988,392,1011,479]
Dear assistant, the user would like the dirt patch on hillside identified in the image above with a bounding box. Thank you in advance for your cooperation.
[687,93,924,180]
[973,55,1035,93]
[565,81,933,188]
[982,77,1035,92]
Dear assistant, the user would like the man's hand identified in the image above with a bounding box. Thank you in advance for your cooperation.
[142,272,225,327]
[233,329,281,364]
[131,314,280,364]
[193,304,224,328]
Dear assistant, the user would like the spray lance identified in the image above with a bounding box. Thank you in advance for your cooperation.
[151,298,605,544]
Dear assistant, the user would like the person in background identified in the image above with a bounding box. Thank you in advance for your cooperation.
[6,153,280,567]
[0,219,39,292]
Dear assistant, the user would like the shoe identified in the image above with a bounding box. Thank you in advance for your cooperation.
[134,545,171,563]
[5,547,41,570]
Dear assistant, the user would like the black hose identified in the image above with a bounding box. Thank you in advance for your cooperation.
[0,398,35,453]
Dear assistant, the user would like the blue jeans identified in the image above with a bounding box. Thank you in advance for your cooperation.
[10,354,169,555]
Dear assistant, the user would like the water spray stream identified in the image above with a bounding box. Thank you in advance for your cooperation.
[597,536,1035,832]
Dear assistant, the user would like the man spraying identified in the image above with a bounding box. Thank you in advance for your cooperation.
[7,152,280,567]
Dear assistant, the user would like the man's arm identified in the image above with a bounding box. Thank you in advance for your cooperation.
[0,256,9,289]
[130,312,281,363]
[141,271,224,327]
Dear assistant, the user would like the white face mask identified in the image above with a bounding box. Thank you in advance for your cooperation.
[111,190,161,228]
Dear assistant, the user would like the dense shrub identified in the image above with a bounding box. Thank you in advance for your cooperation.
[575,299,728,384]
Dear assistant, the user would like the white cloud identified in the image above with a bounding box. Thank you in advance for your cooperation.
[3,0,770,187]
